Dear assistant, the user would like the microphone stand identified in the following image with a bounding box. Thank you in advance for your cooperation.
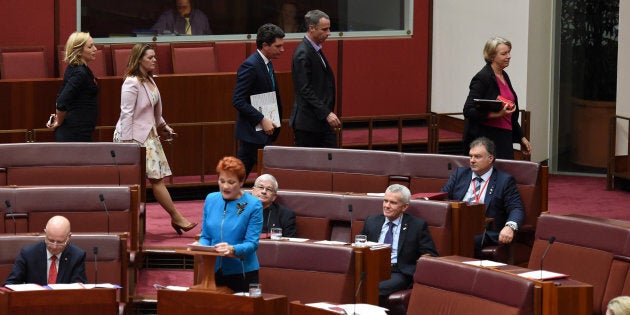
[328,153,333,193]
[110,150,121,186]
[352,271,366,315]
[99,194,110,234]
[348,204,353,243]
[5,200,16,235]
[539,236,556,280]
[93,247,99,284]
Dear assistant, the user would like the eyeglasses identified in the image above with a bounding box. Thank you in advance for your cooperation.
[45,236,69,247]
[254,185,276,194]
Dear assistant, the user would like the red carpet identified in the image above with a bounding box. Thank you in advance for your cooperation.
[547,174,629,220]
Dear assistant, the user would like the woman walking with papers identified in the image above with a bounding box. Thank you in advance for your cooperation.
[233,23,285,177]
[462,36,532,159]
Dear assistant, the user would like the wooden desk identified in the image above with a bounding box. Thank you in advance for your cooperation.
[352,245,391,305]
[157,290,287,315]
[441,256,593,315]
[0,288,117,315]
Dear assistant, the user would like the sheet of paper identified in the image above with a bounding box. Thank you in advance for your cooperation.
[5,283,47,291]
[462,260,507,267]
[287,237,310,242]
[47,283,85,290]
[251,91,280,131]
[367,193,385,197]
[517,270,569,280]
[305,302,345,314]
[83,283,122,289]
[314,240,349,245]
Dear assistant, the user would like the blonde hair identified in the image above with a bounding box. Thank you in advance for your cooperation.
[125,43,154,81]
[483,36,511,63]
[64,32,92,66]
[608,296,630,315]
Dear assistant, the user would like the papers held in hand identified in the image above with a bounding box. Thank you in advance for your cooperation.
[187,242,216,252]
[473,99,504,112]
[251,91,280,131]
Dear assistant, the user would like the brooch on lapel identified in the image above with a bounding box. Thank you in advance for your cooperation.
[236,202,247,216]
[403,224,408,231]
[489,186,495,195]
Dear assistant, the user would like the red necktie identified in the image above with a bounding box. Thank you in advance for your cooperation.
[48,255,57,284]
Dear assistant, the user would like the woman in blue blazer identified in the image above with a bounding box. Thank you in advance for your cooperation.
[199,156,263,292]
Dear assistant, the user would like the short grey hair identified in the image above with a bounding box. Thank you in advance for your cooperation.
[305,10,329,29]
[386,184,410,204]
[254,173,278,191]
[470,137,496,160]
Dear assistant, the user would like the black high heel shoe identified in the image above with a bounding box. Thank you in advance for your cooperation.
[171,222,198,235]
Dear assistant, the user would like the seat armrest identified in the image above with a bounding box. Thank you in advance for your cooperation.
[388,289,413,315]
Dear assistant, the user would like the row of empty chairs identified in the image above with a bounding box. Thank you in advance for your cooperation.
[0,42,221,80]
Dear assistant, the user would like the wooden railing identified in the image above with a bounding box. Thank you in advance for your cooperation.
[607,115,630,190]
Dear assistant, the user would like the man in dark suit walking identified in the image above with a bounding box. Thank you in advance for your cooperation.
[441,137,525,257]
[4,215,87,285]
[290,9,340,148]
[233,23,285,176]
[360,184,438,307]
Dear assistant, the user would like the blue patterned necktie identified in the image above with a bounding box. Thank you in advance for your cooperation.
[267,62,275,90]
[384,221,395,245]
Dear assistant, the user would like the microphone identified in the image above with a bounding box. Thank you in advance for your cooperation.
[352,271,366,315]
[5,200,16,235]
[99,193,110,234]
[328,153,333,193]
[539,236,556,280]
[93,247,99,284]
[110,150,121,186]
[348,204,353,243]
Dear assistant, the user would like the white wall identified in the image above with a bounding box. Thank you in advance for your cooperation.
[616,0,630,154]
[431,0,551,162]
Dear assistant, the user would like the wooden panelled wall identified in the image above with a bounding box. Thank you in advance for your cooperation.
[0,72,294,177]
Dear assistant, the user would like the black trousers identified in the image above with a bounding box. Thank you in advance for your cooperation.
[293,129,337,148]
[215,269,259,293]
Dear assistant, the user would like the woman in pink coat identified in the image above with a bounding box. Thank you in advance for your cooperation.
[113,43,197,235]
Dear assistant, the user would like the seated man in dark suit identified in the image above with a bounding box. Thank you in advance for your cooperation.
[360,184,438,307]
[4,215,87,285]
[252,174,296,237]
[441,136,525,257]
[151,0,212,35]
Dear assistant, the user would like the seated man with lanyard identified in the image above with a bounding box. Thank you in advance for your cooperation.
[441,136,525,257]
[360,184,438,307]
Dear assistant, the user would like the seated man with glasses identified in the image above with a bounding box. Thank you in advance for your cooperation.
[4,215,87,285]
[251,174,296,237]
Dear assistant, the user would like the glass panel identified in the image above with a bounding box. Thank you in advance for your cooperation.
[556,0,618,173]
[79,0,410,41]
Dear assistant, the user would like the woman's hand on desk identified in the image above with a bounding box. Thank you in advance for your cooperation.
[215,242,234,255]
